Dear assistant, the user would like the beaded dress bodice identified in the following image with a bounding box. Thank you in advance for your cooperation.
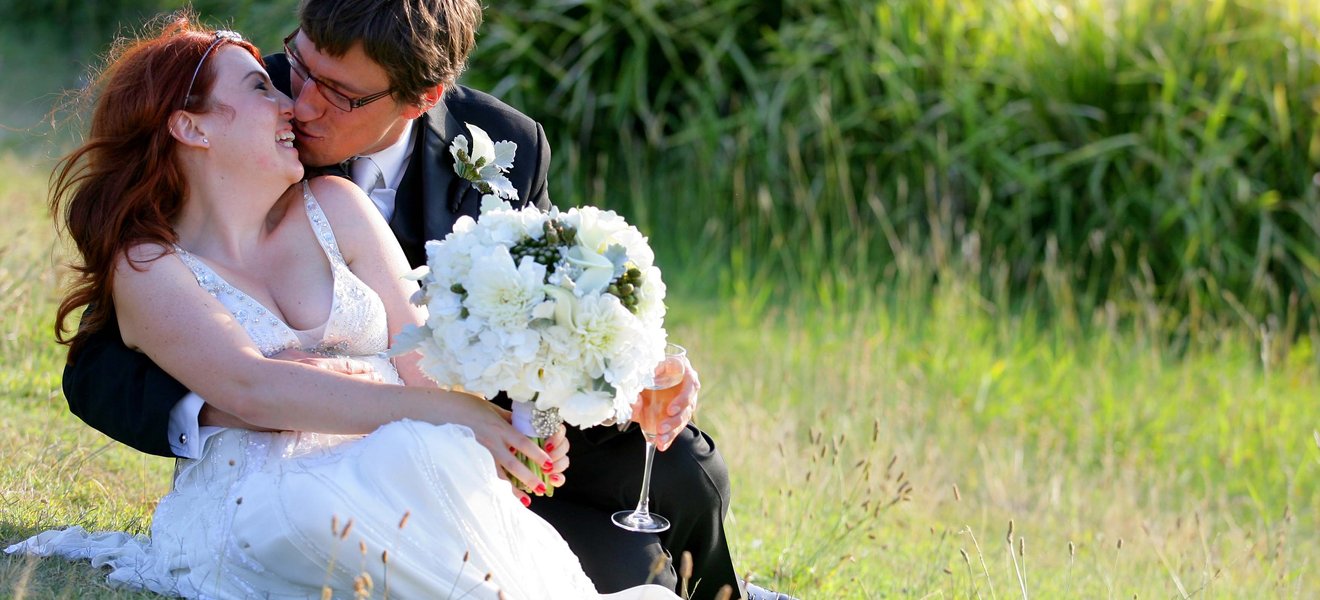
[172,181,388,358]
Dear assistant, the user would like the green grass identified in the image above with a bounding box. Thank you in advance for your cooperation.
[1,153,1317,597]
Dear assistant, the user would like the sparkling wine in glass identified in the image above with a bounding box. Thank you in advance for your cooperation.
[612,343,686,532]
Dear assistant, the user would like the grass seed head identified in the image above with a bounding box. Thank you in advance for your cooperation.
[398,510,411,529]
[953,484,961,501]
[340,518,354,540]
[1007,519,1015,543]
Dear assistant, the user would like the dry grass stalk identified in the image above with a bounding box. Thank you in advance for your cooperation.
[964,527,998,600]
[645,552,668,585]
[679,550,694,599]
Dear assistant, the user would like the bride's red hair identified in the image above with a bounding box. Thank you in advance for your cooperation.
[52,14,262,359]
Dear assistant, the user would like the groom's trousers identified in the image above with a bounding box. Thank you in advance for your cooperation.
[527,422,738,600]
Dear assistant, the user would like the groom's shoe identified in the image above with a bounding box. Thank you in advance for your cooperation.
[741,580,799,600]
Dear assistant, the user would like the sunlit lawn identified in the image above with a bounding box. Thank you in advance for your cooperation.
[1,153,1317,598]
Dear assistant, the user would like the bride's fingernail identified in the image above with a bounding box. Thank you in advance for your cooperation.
[545,442,555,452]
[508,446,517,455]
[550,473,563,483]
[520,496,531,507]
[534,483,546,494]
[541,460,554,472]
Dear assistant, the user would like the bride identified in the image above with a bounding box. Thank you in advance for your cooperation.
[6,20,678,600]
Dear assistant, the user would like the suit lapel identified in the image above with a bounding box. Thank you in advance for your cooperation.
[391,103,482,267]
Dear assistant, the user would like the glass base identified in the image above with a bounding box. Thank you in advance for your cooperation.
[611,510,671,533]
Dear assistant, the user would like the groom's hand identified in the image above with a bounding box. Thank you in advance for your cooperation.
[270,348,385,382]
[653,358,701,452]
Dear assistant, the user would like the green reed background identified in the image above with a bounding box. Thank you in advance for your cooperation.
[2,0,1319,597]
[466,0,1320,335]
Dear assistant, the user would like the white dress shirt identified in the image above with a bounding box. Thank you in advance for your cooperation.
[168,124,419,458]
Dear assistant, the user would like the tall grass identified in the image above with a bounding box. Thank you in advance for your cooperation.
[468,0,1320,332]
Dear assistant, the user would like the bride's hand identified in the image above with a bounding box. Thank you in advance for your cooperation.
[449,398,557,504]
[270,348,384,383]
[544,425,570,490]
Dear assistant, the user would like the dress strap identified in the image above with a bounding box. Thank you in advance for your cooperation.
[301,181,348,267]
[171,245,223,296]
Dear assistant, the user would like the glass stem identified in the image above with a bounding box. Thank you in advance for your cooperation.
[633,438,658,517]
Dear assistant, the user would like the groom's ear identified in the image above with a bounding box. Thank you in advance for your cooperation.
[168,110,210,149]
[401,84,445,120]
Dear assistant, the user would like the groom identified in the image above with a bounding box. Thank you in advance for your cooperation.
[63,1,797,599]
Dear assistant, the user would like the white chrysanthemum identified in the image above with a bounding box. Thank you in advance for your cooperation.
[563,294,632,379]
[464,247,546,332]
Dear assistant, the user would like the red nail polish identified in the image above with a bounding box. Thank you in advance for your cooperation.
[520,495,531,507]
[534,483,546,494]
[545,442,555,452]
[509,446,517,455]
[542,460,554,471]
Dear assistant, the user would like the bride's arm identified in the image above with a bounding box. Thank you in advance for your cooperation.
[111,244,551,492]
[306,176,433,388]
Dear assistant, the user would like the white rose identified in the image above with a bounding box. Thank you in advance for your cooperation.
[559,388,616,428]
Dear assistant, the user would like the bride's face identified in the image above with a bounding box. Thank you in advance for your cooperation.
[198,47,304,185]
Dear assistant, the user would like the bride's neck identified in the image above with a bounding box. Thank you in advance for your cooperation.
[173,172,294,264]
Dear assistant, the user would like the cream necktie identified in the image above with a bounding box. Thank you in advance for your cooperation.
[349,156,396,221]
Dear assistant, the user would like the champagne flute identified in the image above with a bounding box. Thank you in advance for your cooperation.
[612,343,687,532]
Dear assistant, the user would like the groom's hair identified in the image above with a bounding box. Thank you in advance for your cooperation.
[298,0,482,102]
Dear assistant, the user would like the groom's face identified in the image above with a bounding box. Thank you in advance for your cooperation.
[287,30,416,167]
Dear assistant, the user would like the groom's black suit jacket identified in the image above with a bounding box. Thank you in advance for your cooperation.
[63,54,738,599]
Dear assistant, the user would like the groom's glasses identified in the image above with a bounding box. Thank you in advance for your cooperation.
[183,30,244,108]
[283,28,394,112]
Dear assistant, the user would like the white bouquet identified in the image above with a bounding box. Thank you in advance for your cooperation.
[393,127,669,489]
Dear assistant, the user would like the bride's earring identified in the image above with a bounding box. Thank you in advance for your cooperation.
[202,138,209,144]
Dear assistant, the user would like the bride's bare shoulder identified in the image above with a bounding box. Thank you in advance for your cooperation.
[115,242,177,275]
[302,176,388,251]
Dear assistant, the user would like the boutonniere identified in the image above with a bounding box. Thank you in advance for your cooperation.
[450,122,519,201]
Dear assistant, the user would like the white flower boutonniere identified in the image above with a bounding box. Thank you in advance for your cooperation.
[450,122,520,201]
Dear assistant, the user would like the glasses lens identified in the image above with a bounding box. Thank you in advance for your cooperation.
[285,46,353,112]
[320,86,352,112]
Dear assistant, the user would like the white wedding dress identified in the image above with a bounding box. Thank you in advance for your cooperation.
[7,185,677,600]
